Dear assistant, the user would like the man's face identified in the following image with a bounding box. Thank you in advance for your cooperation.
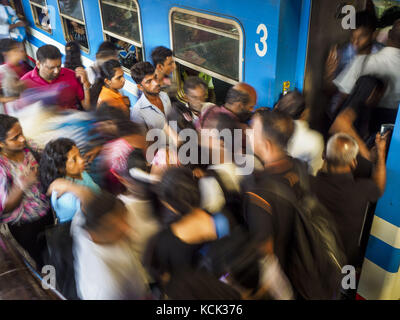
[351,27,373,54]
[160,56,176,76]
[37,58,62,81]
[139,73,161,95]
[0,122,26,153]
[185,85,208,112]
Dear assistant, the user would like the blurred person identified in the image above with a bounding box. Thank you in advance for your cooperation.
[90,59,130,116]
[87,41,119,85]
[131,61,171,130]
[64,40,83,71]
[39,138,100,224]
[330,75,386,160]
[68,21,87,48]
[65,190,151,300]
[182,76,209,121]
[333,19,400,127]
[274,90,324,175]
[151,46,176,91]
[21,44,91,110]
[0,38,27,113]
[325,10,383,121]
[0,114,51,268]
[310,133,387,268]
[0,0,26,40]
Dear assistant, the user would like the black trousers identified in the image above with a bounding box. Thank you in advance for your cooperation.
[8,212,54,270]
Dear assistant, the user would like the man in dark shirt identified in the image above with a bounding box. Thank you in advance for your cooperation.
[310,132,387,268]
[244,109,298,281]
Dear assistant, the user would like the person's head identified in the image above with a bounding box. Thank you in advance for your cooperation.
[157,167,200,216]
[167,100,196,131]
[273,89,306,120]
[151,46,176,78]
[36,45,62,81]
[250,109,294,164]
[101,59,125,90]
[64,41,83,70]
[130,61,160,96]
[225,87,253,123]
[351,11,377,54]
[96,41,119,63]
[0,115,25,155]
[40,138,85,192]
[388,19,400,48]
[0,39,25,65]
[326,133,359,170]
[183,76,208,112]
[83,191,131,244]
[233,82,257,110]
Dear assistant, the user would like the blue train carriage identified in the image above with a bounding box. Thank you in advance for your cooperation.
[19,0,400,300]
[21,0,311,107]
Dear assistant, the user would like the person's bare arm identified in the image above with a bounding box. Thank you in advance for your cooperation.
[75,67,91,111]
[372,132,388,195]
[47,178,94,204]
[323,45,340,96]
[329,108,371,160]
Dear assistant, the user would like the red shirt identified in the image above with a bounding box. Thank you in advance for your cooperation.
[21,67,84,109]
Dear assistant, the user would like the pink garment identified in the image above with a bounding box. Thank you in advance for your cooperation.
[102,138,135,175]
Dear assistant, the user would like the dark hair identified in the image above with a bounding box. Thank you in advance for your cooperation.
[183,76,208,94]
[225,87,250,106]
[0,38,20,64]
[254,109,294,150]
[273,89,306,120]
[115,119,144,137]
[0,114,18,143]
[36,45,62,62]
[83,191,125,232]
[355,10,377,32]
[90,59,122,108]
[378,6,400,28]
[167,100,196,131]
[151,46,173,67]
[64,41,83,70]
[39,138,76,193]
[158,167,200,215]
[95,103,128,121]
[130,61,155,84]
[96,41,118,59]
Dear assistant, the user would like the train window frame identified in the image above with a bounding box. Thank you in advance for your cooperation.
[29,0,52,34]
[56,0,90,53]
[169,7,244,85]
[98,0,145,74]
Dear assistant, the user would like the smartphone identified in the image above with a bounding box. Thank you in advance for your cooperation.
[380,124,394,137]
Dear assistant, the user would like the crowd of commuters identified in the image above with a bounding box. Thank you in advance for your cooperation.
[0,5,399,300]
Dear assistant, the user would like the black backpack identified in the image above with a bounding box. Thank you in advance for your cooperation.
[252,160,347,300]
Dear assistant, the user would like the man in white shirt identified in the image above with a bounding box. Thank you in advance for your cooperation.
[274,90,324,175]
[333,20,400,112]
[131,62,171,130]
[71,191,150,300]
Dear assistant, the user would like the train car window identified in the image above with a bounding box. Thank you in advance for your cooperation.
[57,0,89,52]
[99,0,144,71]
[29,0,52,33]
[170,9,243,84]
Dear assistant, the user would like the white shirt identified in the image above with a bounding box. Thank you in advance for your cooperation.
[0,5,14,39]
[131,91,171,130]
[287,120,324,176]
[71,210,150,300]
[333,47,400,109]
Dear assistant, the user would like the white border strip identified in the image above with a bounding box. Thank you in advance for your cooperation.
[370,215,400,249]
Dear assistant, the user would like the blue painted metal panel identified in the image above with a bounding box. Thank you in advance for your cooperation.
[365,235,400,273]
[375,107,400,228]
[295,0,311,92]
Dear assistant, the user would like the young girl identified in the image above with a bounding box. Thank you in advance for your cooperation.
[90,59,130,117]
[0,114,51,268]
[39,138,100,223]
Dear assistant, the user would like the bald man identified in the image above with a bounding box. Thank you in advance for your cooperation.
[233,82,258,110]
[310,132,387,267]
